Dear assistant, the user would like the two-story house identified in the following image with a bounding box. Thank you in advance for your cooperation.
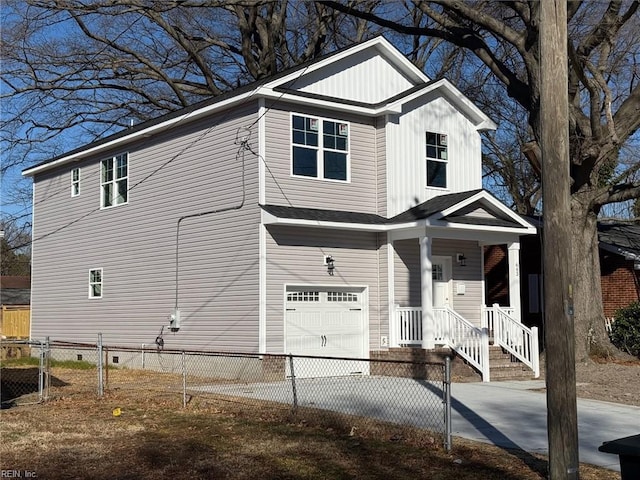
[23,37,537,381]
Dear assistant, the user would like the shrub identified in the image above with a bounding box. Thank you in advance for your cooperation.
[610,301,640,358]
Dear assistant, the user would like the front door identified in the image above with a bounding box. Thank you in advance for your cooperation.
[432,256,452,308]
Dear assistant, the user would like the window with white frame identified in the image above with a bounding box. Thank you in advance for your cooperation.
[71,168,81,197]
[101,153,128,207]
[291,114,349,181]
[89,269,103,299]
[426,132,448,188]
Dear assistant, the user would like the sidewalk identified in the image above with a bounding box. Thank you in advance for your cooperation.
[450,380,640,471]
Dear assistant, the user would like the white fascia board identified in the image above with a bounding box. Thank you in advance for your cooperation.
[258,90,387,116]
[263,37,429,90]
[386,79,497,131]
[23,89,259,177]
[429,218,537,236]
[439,190,536,230]
[261,210,388,232]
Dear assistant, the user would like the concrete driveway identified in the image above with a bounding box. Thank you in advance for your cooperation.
[195,377,640,471]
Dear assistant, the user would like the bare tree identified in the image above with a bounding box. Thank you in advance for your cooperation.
[321,0,640,361]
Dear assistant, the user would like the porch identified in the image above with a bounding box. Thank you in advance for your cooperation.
[390,304,540,382]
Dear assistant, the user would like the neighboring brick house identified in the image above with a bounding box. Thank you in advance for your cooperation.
[599,222,640,317]
[484,220,640,328]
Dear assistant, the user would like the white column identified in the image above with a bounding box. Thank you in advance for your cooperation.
[420,235,435,349]
[508,242,522,322]
[387,237,397,347]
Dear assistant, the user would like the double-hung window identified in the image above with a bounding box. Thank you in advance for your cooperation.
[71,168,81,197]
[292,114,349,181]
[89,268,103,299]
[101,153,128,207]
[426,132,448,188]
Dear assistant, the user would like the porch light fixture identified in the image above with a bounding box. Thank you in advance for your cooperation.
[325,255,335,275]
[456,253,467,267]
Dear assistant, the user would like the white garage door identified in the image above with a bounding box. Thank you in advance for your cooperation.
[285,287,369,378]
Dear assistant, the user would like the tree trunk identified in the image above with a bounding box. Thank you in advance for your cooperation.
[570,198,614,362]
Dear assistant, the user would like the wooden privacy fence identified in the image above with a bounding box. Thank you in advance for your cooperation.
[1,305,31,338]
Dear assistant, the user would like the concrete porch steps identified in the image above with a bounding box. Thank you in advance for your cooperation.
[488,346,542,381]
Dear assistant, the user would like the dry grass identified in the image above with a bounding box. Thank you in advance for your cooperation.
[0,366,621,480]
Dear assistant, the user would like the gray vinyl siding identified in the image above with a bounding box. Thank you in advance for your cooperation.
[433,239,483,325]
[264,103,379,213]
[392,238,483,325]
[30,103,262,351]
[264,225,381,352]
[393,239,421,306]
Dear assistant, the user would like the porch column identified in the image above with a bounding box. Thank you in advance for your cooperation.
[387,237,397,347]
[420,235,435,349]
[508,242,522,321]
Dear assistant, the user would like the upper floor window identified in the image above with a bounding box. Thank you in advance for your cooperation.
[101,153,128,208]
[426,132,448,188]
[291,114,349,182]
[89,268,103,299]
[71,167,81,197]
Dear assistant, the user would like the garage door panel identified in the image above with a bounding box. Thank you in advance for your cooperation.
[285,288,369,378]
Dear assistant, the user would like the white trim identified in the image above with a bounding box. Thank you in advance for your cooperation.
[387,237,396,347]
[385,78,497,131]
[439,191,536,230]
[100,152,129,209]
[420,235,435,349]
[289,112,351,183]
[22,90,258,177]
[88,268,103,299]
[70,167,81,197]
[507,242,522,321]
[258,223,267,353]
[261,209,536,237]
[258,99,266,205]
[29,182,36,340]
[264,37,429,90]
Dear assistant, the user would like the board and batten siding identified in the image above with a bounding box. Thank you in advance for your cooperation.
[291,48,417,105]
[263,104,382,214]
[30,103,262,351]
[392,238,483,325]
[386,94,483,217]
[264,225,382,353]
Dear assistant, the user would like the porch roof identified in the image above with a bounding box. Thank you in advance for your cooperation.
[261,189,534,234]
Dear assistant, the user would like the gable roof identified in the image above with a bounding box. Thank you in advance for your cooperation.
[23,36,495,177]
[262,189,535,234]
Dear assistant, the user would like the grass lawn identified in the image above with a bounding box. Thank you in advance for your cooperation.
[0,366,620,480]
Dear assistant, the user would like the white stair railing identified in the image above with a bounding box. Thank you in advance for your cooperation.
[435,307,490,382]
[482,305,516,342]
[492,303,540,378]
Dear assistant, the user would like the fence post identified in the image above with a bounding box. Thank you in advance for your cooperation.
[182,351,187,408]
[141,344,146,369]
[288,354,298,412]
[97,333,104,397]
[444,356,452,452]
[38,341,45,403]
[44,337,51,401]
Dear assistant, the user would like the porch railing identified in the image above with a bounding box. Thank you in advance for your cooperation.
[396,307,422,346]
[434,307,490,382]
[482,305,515,340]
[395,306,489,382]
[491,304,540,378]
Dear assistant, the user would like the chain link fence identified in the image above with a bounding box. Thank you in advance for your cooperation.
[2,336,452,450]
[0,339,50,408]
